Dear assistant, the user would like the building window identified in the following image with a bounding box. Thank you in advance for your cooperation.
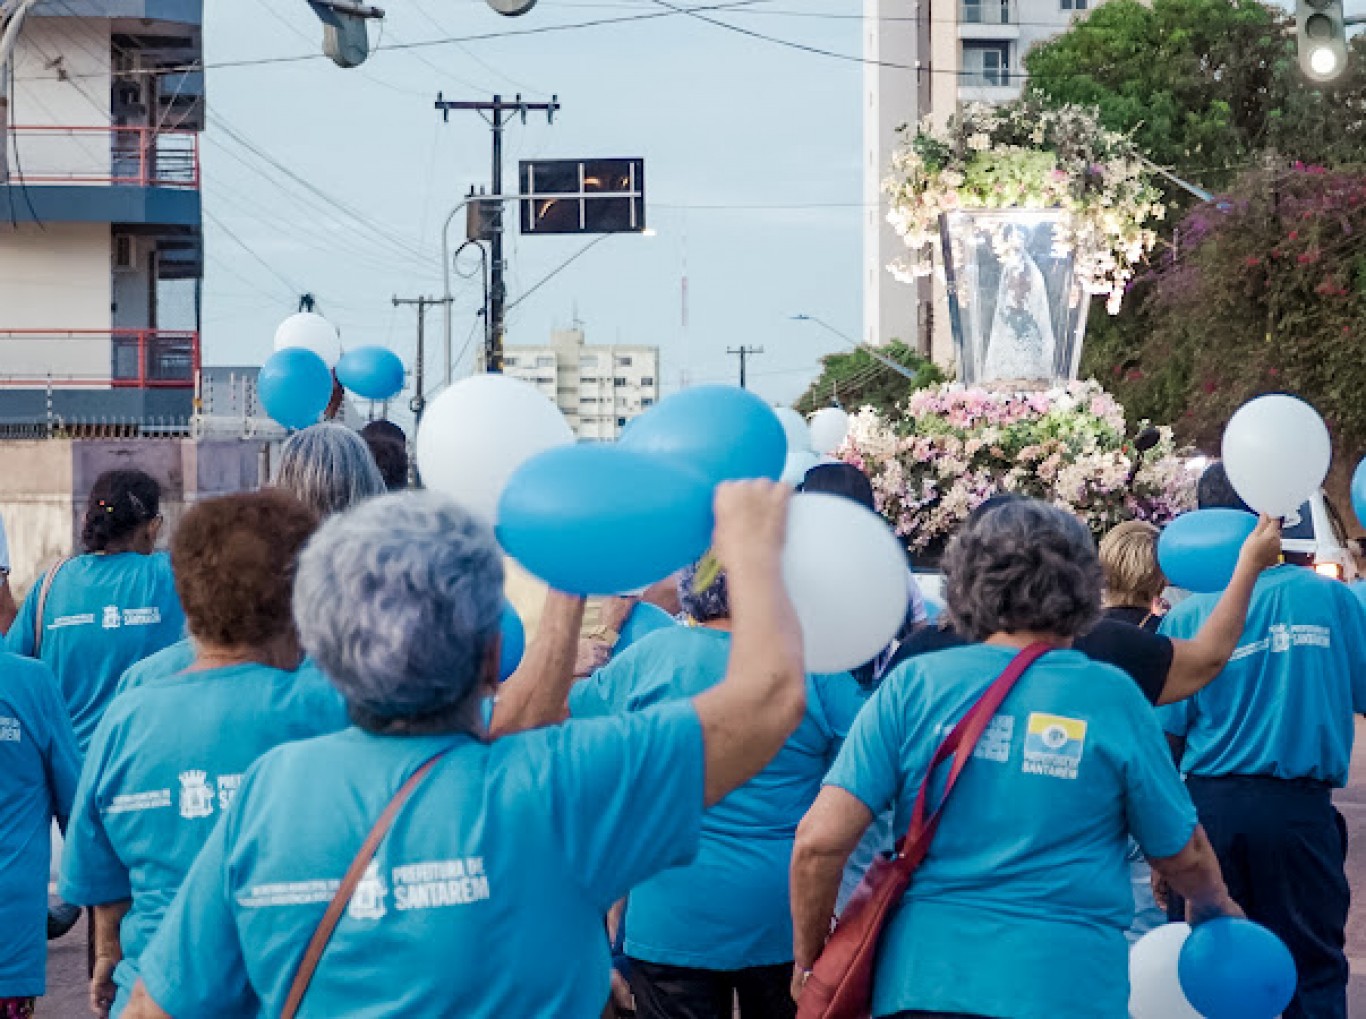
[617,417,628,427]
[614,377,628,387]
[504,356,518,367]
[961,0,1010,22]
[581,396,597,404]
[616,355,633,367]
[640,376,654,387]
[1060,0,1087,8]
[961,42,1010,86]
[579,355,598,367]
[536,355,555,368]
[642,398,654,407]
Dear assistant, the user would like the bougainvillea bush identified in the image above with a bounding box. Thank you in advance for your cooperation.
[1081,165,1366,475]
[838,380,1195,560]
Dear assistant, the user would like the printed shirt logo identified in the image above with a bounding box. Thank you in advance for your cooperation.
[347,862,389,921]
[178,770,216,820]
[0,716,20,742]
[1022,713,1088,780]
[102,606,123,630]
[1230,623,1332,662]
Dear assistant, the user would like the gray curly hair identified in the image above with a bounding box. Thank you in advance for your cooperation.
[294,491,504,731]
[274,423,386,518]
[942,498,1101,642]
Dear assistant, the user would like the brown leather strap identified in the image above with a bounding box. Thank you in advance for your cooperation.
[31,556,72,657]
[280,747,452,1019]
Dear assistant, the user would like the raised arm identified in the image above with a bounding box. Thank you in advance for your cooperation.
[692,481,807,806]
[488,592,585,737]
[1159,516,1281,705]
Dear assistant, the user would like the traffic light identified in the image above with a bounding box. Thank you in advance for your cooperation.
[466,198,503,242]
[1297,0,1348,82]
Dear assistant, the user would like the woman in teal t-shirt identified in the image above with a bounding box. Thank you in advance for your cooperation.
[61,490,349,1019]
[7,469,185,751]
[792,499,1241,1019]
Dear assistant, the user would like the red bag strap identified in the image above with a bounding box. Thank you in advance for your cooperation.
[898,642,1053,872]
[280,746,452,1019]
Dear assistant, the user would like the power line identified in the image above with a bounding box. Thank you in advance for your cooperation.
[203,209,302,297]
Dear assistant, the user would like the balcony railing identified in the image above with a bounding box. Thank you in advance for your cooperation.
[960,0,1014,23]
[2,126,200,188]
[0,330,200,389]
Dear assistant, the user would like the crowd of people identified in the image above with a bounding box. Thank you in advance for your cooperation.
[0,416,1362,1019]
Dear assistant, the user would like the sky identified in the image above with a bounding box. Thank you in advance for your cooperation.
[200,0,865,409]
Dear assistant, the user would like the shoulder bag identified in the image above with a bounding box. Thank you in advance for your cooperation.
[281,746,453,1019]
[31,556,73,657]
[796,642,1052,1019]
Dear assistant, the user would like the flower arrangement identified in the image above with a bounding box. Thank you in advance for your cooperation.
[838,379,1194,557]
[885,98,1164,314]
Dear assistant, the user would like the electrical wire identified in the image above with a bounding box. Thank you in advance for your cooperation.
[203,208,303,297]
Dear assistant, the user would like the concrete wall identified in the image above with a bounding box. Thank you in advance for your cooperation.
[9,18,112,176]
[0,438,270,597]
[0,222,112,382]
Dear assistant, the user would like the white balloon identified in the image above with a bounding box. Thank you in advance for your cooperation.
[809,407,850,455]
[781,446,821,487]
[416,374,575,523]
[1129,923,1202,1019]
[782,493,909,672]
[274,312,342,369]
[1222,394,1331,518]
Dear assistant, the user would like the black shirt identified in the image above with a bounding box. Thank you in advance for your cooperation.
[1103,604,1161,633]
[888,618,1174,706]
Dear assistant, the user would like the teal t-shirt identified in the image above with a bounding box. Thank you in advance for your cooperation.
[0,653,81,998]
[825,645,1196,1019]
[7,552,185,751]
[136,702,704,1018]
[59,661,349,1014]
[113,637,196,699]
[1157,564,1366,786]
[569,626,865,968]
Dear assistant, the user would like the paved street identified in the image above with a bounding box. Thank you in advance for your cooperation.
[37,719,1366,1016]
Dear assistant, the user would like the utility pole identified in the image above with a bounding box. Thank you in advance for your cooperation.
[434,93,560,374]
[393,295,450,427]
[726,345,764,389]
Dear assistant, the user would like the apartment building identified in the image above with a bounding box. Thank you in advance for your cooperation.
[504,327,659,441]
[862,0,1098,360]
[0,0,203,426]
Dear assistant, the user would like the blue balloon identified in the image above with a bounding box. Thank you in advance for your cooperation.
[497,445,714,596]
[1157,509,1258,593]
[619,384,787,486]
[498,603,525,682]
[258,347,333,431]
[1352,457,1366,531]
[336,345,406,401]
[617,602,677,651]
[1179,918,1297,1019]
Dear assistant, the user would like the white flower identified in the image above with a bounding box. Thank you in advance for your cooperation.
[967,132,991,152]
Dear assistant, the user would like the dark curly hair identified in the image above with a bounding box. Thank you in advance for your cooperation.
[82,469,162,552]
[942,498,1101,642]
[171,491,319,649]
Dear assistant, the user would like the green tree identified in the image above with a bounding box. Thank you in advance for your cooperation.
[795,340,944,417]
[1025,0,1366,197]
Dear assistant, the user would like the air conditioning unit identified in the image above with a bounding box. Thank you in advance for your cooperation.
[113,235,137,273]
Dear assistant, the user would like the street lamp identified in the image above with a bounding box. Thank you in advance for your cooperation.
[790,314,924,383]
